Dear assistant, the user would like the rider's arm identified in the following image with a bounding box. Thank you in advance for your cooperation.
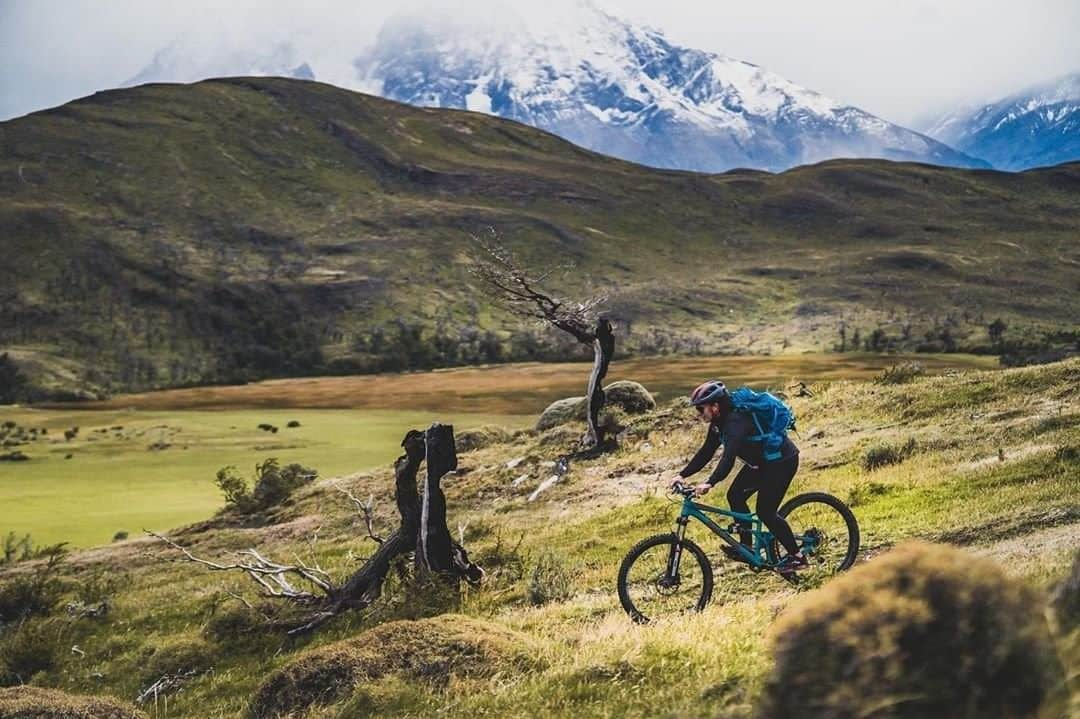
[678,424,720,478]
[706,414,749,486]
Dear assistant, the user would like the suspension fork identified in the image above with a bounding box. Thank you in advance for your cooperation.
[666,516,689,580]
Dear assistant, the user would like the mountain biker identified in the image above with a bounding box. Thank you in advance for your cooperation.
[667,380,807,576]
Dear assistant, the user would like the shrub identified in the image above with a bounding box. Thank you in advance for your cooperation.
[527,551,574,606]
[251,458,317,507]
[861,437,917,471]
[876,361,925,384]
[215,465,253,512]
[216,459,317,514]
[248,615,537,718]
[286,420,301,428]
[760,541,1064,719]
[0,534,33,566]
[0,619,65,687]
[112,530,128,542]
[0,547,66,622]
[0,686,146,718]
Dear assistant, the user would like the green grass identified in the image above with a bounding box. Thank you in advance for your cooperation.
[0,359,1076,718]
[0,408,529,547]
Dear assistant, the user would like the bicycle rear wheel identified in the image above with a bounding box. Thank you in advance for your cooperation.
[778,492,860,576]
[617,533,713,623]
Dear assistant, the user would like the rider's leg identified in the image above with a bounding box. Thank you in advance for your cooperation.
[726,464,760,548]
[756,454,800,556]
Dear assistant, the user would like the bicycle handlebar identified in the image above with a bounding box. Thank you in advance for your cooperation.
[670,480,695,498]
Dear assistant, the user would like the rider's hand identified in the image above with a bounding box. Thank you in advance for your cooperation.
[693,482,712,497]
[666,472,685,490]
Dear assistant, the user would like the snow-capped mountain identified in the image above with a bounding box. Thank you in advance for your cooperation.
[351,4,985,172]
[925,73,1080,171]
[125,2,986,173]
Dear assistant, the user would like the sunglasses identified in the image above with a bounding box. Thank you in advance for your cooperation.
[695,405,706,415]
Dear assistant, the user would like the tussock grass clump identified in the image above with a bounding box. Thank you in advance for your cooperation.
[455,425,512,453]
[0,686,146,719]
[761,541,1064,719]
[142,637,214,680]
[846,480,897,507]
[248,614,537,718]
[875,361,925,384]
[861,436,917,471]
[527,551,574,606]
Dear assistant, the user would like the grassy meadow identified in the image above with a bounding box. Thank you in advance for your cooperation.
[0,357,1076,717]
[3,353,993,548]
[0,408,530,548]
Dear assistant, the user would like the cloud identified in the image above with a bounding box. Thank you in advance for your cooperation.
[1,0,1077,124]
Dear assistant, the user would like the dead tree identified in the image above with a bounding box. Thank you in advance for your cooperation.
[469,230,615,449]
[148,424,481,635]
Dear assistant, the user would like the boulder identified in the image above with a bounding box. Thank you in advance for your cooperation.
[535,381,655,430]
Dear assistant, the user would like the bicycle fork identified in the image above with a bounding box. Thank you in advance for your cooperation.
[663,517,689,586]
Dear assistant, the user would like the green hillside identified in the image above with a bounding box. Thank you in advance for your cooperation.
[0,359,1076,717]
[1,77,1078,396]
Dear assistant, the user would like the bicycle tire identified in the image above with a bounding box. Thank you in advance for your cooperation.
[778,491,860,572]
[617,533,713,623]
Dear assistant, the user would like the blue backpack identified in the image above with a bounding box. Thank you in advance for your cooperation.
[729,387,796,462]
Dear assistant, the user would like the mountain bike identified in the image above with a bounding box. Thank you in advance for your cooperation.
[617,481,859,623]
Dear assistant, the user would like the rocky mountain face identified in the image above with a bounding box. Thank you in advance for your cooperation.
[925,73,1080,171]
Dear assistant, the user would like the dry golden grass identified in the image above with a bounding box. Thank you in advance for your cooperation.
[65,354,996,415]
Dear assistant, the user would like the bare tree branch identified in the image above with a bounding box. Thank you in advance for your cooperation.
[334,483,383,544]
[145,530,331,603]
[467,228,605,343]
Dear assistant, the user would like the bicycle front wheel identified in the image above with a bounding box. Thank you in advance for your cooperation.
[617,533,713,623]
[778,492,860,576]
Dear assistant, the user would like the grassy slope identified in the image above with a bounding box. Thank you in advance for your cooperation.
[1,358,1076,718]
[1,77,1078,393]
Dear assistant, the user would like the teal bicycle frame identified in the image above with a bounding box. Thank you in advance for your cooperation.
[671,495,773,570]
[669,491,821,573]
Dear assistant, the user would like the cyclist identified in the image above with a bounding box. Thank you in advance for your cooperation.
[668,380,807,576]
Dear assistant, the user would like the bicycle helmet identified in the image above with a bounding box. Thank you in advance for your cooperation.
[689,380,727,406]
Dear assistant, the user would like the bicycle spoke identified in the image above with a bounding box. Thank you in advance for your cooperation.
[783,502,853,575]
[623,542,706,619]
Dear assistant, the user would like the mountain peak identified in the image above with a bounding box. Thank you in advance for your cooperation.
[126,3,986,172]
[925,72,1080,170]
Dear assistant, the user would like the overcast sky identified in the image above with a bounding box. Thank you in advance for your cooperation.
[1,0,1078,127]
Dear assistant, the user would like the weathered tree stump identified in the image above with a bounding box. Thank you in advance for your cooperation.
[150,425,481,635]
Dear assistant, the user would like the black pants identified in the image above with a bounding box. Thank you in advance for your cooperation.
[726,453,800,556]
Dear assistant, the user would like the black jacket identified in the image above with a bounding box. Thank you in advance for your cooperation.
[678,411,799,486]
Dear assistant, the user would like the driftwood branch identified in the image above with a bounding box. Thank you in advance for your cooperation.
[146,530,331,603]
